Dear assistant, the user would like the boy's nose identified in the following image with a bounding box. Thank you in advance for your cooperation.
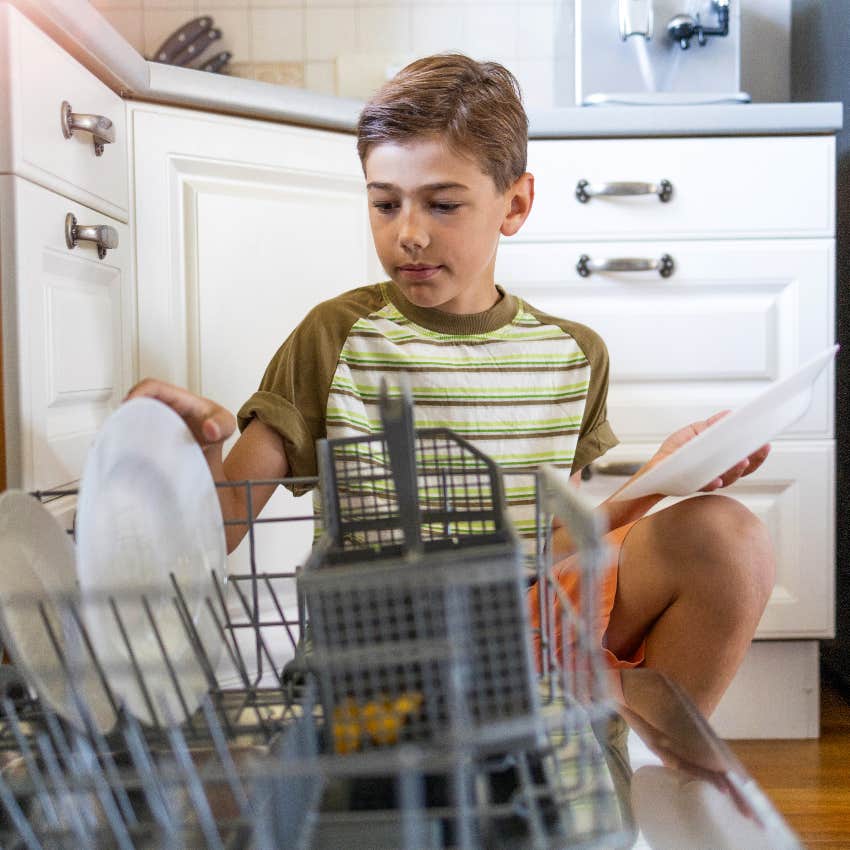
[398,210,429,253]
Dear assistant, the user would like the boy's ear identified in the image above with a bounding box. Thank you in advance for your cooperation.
[500,173,535,237]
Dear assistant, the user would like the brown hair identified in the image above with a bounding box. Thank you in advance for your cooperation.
[356,54,528,193]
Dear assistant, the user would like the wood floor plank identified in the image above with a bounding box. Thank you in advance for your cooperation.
[727,681,850,847]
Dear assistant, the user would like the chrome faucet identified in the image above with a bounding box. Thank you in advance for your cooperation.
[667,0,730,49]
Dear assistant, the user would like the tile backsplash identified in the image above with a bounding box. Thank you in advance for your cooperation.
[90,0,790,107]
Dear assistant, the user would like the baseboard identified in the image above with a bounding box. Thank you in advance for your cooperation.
[710,640,819,739]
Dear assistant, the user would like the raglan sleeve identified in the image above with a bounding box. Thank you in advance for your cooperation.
[571,329,619,474]
[236,305,340,494]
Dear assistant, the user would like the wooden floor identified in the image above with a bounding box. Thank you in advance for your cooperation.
[728,681,850,850]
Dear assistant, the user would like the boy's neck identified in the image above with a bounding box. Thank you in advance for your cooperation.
[385,282,517,335]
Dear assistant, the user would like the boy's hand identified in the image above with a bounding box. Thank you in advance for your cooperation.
[125,378,236,453]
[651,411,770,492]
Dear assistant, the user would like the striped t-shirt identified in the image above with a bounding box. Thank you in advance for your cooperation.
[237,282,617,545]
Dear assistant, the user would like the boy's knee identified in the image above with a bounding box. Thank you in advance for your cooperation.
[677,495,775,607]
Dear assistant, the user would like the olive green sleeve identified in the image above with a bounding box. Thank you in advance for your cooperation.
[236,284,386,494]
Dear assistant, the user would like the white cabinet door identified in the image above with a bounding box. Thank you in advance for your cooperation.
[578,441,835,638]
[131,104,382,587]
[496,238,835,441]
[0,175,133,490]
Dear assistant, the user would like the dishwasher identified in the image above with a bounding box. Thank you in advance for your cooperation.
[0,385,629,849]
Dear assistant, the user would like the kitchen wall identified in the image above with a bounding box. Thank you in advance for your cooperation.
[91,0,791,107]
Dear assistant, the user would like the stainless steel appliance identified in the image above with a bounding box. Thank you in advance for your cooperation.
[576,0,749,106]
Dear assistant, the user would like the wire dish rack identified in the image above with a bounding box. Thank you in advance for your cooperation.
[0,387,631,849]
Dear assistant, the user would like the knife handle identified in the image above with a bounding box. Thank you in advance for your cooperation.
[152,16,213,64]
[172,28,222,67]
[199,51,233,74]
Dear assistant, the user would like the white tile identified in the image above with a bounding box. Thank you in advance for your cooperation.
[250,0,302,7]
[202,0,251,8]
[518,2,555,59]
[356,6,411,52]
[305,8,357,61]
[410,5,466,54]
[91,0,142,10]
[304,0,357,7]
[513,58,554,109]
[143,0,196,9]
[143,9,199,58]
[251,8,305,61]
[305,60,337,94]
[100,9,145,53]
[358,0,412,6]
[204,8,253,63]
[463,4,518,59]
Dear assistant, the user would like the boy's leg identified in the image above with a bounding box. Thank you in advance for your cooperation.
[602,494,775,717]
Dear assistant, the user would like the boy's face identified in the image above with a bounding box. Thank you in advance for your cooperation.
[364,137,533,315]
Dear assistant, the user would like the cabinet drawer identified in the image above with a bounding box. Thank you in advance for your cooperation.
[579,441,834,638]
[0,176,134,490]
[496,238,835,441]
[0,5,128,221]
[523,136,834,241]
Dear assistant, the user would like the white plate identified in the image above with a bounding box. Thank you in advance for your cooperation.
[0,491,117,732]
[612,345,837,501]
[76,398,227,726]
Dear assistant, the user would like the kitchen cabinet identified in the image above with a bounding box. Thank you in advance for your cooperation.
[496,135,836,737]
[0,4,133,512]
[129,103,381,590]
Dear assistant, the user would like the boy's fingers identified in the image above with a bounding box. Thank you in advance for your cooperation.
[125,378,235,447]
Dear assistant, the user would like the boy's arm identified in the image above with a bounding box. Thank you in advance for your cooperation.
[126,379,289,553]
[550,412,770,560]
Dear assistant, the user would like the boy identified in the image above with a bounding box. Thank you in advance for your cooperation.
[129,54,774,721]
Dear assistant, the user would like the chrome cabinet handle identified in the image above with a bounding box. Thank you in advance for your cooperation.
[575,179,673,203]
[65,213,118,259]
[577,254,674,278]
[581,461,644,481]
[60,100,115,156]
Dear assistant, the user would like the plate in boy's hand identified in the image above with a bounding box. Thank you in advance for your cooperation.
[611,345,838,501]
[75,397,227,726]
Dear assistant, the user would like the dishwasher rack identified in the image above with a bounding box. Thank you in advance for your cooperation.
[0,407,631,848]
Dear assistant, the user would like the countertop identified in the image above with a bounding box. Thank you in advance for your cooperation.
[9,0,843,138]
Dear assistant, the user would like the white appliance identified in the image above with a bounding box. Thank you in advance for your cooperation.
[576,0,749,106]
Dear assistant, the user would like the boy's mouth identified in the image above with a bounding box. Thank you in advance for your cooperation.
[397,264,442,281]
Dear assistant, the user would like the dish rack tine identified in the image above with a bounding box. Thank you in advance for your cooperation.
[200,696,254,820]
[261,573,300,652]
[163,719,226,850]
[109,596,162,732]
[227,578,288,691]
[2,698,60,829]
[378,375,423,554]
[140,595,195,729]
[208,573,255,688]
[121,714,180,845]
[168,573,220,689]
[35,730,92,844]
[0,768,42,850]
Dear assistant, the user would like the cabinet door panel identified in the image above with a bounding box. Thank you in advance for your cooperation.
[132,105,381,591]
[578,441,834,638]
[496,238,834,441]
[0,5,129,220]
[0,176,133,490]
[524,136,834,241]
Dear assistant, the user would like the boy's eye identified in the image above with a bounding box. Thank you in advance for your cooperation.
[432,202,461,213]
[371,201,398,213]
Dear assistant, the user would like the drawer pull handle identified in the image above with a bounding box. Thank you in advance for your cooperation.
[65,213,118,259]
[60,101,115,156]
[575,179,673,203]
[582,461,644,480]
[577,254,675,278]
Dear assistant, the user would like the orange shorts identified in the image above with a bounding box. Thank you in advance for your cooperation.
[527,521,646,670]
